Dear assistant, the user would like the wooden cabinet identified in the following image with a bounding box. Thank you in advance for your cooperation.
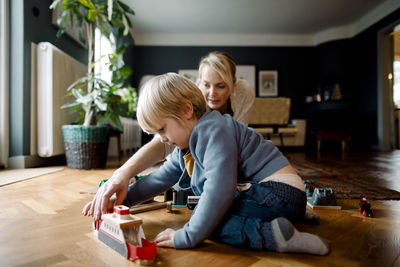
[305,99,353,151]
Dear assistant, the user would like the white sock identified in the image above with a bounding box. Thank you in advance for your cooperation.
[271,217,330,255]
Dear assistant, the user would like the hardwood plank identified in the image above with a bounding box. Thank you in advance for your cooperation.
[21,198,57,214]
[1,151,400,266]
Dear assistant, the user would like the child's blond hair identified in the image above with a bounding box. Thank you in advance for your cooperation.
[137,73,207,133]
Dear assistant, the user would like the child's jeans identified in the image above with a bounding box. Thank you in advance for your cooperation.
[209,181,306,251]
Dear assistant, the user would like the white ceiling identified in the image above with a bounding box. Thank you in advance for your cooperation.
[123,0,400,46]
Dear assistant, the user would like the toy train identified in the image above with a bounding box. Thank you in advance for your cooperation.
[94,205,157,265]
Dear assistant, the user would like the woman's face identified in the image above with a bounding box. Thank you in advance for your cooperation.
[198,65,231,114]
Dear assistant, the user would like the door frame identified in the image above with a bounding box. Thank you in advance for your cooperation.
[377,20,400,151]
[0,0,10,167]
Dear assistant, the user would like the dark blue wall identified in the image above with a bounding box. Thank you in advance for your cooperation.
[125,7,400,150]
[127,46,316,120]
[11,2,399,161]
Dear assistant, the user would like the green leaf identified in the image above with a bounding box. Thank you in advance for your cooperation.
[112,115,123,132]
[77,94,93,105]
[67,76,89,91]
[122,15,129,36]
[94,98,107,111]
[119,66,132,78]
[71,88,83,99]
[88,9,97,22]
[49,0,62,10]
[56,28,65,39]
[123,14,132,28]
[97,112,111,125]
[61,100,80,109]
[118,1,135,15]
[78,0,95,9]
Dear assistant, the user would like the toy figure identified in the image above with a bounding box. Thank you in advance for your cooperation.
[359,196,374,217]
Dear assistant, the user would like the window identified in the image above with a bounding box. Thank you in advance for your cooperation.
[393,61,400,107]
[393,24,400,108]
[94,28,115,83]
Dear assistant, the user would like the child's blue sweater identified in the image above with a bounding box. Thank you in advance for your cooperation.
[124,111,289,248]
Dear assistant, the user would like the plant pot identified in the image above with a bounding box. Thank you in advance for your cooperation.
[62,125,110,169]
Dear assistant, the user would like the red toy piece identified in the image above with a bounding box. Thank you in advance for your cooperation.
[359,196,374,217]
[127,238,157,265]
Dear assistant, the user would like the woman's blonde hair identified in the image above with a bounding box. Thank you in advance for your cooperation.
[137,73,207,133]
[198,51,236,93]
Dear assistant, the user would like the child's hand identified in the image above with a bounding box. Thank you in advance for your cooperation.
[154,228,176,248]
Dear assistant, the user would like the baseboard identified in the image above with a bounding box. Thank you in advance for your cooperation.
[8,154,66,169]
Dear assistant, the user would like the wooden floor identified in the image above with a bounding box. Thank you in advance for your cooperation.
[1,151,400,267]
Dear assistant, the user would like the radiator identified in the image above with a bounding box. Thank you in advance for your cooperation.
[120,117,142,151]
[36,42,86,157]
[108,117,142,157]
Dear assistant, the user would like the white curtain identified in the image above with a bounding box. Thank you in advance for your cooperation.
[0,0,10,167]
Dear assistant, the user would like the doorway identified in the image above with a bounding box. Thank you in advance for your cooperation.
[378,21,400,151]
[392,25,400,148]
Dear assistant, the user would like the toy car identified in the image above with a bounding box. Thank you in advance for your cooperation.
[187,196,200,210]
[311,188,337,206]
[303,180,317,197]
[359,196,375,217]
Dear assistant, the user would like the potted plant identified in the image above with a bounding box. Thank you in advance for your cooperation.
[50,0,137,169]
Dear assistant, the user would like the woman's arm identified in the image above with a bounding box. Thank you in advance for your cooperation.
[230,79,255,125]
[84,137,167,221]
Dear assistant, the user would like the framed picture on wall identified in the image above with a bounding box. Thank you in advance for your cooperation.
[52,4,88,48]
[178,69,198,83]
[258,70,278,96]
[236,65,256,89]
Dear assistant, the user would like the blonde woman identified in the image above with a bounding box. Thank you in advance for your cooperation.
[198,51,255,124]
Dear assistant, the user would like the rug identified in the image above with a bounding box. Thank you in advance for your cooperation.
[0,167,64,187]
[292,161,400,200]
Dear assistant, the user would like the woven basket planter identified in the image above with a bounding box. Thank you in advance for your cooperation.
[62,125,110,169]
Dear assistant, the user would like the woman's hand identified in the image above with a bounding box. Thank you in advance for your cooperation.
[82,137,167,220]
[82,201,93,216]
[82,194,117,217]
[154,228,176,248]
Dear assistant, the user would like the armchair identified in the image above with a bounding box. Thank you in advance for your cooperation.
[249,97,305,147]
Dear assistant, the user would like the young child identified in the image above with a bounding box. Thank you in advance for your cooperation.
[121,73,329,254]
[82,51,255,222]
